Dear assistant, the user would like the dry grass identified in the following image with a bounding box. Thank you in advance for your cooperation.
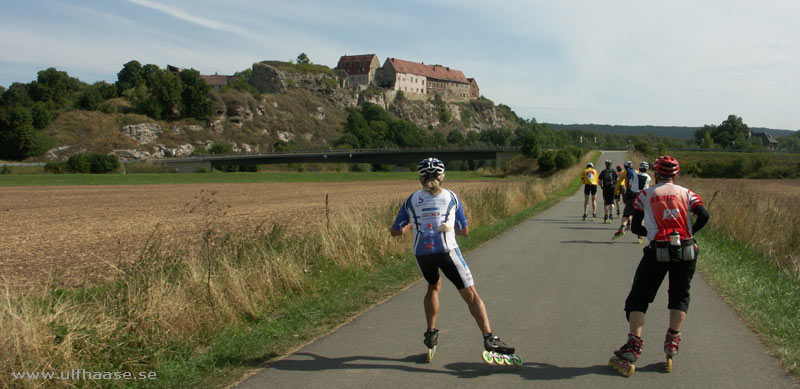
[681,177,800,279]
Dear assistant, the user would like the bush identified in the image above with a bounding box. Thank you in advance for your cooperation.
[208,142,233,154]
[0,165,10,174]
[64,153,120,173]
[634,140,651,155]
[554,149,575,170]
[538,151,556,173]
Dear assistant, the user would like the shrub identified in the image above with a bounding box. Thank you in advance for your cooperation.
[208,142,233,154]
[63,153,120,173]
[538,151,555,173]
[634,140,651,155]
[554,149,575,170]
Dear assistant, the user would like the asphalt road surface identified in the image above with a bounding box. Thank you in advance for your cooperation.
[236,151,796,389]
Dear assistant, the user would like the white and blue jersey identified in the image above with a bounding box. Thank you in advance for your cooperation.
[392,188,468,256]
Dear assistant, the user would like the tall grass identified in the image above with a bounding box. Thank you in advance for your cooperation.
[0,155,592,388]
[682,177,800,279]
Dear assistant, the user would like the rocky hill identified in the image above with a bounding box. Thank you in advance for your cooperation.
[42,61,519,162]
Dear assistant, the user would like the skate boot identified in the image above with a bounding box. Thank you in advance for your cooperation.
[664,329,681,372]
[582,214,587,221]
[604,215,608,224]
[638,235,644,244]
[482,334,522,366]
[609,334,643,377]
[592,214,597,221]
[609,215,613,223]
[613,226,626,240]
[424,329,438,362]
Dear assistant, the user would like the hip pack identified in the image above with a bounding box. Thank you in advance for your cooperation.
[651,238,697,262]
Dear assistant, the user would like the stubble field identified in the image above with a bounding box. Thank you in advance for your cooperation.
[0,180,506,293]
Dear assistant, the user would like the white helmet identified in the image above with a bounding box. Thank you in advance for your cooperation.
[639,161,649,170]
[624,161,633,168]
[418,158,445,175]
[586,162,594,168]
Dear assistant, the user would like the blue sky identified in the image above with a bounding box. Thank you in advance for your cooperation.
[1,0,798,130]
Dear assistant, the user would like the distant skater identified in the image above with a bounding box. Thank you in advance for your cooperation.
[614,164,625,217]
[614,161,651,241]
[581,162,599,221]
[608,156,710,376]
[598,160,618,224]
[391,158,517,364]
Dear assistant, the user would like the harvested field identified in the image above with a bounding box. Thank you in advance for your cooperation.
[0,180,509,293]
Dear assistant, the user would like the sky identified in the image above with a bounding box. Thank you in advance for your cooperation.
[1,0,798,130]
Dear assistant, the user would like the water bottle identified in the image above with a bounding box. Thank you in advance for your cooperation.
[670,229,680,246]
[422,223,436,251]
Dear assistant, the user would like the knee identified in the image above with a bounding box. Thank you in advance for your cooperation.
[427,281,442,295]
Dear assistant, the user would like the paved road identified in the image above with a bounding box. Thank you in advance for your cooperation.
[237,151,796,388]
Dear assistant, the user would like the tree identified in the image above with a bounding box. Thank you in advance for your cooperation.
[31,102,53,129]
[710,114,749,149]
[296,53,311,64]
[447,130,465,146]
[520,130,541,158]
[117,60,144,94]
[179,69,212,119]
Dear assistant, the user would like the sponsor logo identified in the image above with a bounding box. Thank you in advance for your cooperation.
[421,212,441,217]
[422,207,437,211]
[651,195,677,203]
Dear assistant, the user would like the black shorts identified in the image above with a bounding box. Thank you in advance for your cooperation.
[415,248,474,289]
[584,185,597,196]
[624,247,697,316]
[623,194,637,217]
[602,188,615,205]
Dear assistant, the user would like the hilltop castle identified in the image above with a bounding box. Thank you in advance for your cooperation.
[336,54,479,102]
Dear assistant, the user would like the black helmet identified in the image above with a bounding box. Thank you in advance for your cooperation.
[418,158,445,175]
[605,159,612,166]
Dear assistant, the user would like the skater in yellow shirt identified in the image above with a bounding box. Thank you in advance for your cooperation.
[581,162,599,221]
[614,165,626,218]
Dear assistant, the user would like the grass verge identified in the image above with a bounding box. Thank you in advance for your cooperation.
[696,229,800,380]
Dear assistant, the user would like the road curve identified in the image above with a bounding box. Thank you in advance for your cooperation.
[236,151,795,389]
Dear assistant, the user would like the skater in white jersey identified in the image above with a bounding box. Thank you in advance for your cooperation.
[391,158,517,364]
[608,156,710,376]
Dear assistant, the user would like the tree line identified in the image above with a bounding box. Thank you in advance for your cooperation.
[0,61,215,161]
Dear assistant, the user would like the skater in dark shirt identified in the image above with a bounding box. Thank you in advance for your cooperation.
[609,156,710,376]
[391,158,517,363]
[597,160,618,224]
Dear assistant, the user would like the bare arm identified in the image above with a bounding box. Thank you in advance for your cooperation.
[455,225,469,236]
[391,224,411,236]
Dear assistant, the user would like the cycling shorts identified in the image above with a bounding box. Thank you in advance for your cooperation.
[415,248,474,289]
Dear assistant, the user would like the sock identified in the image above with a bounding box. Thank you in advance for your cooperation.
[483,333,492,339]
[668,328,680,335]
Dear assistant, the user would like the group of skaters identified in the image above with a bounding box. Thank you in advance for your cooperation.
[390,155,709,376]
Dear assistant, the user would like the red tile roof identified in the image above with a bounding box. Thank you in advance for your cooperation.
[388,58,469,84]
[337,54,377,75]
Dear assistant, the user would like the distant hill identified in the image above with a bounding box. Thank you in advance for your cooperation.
[545,123,796,140]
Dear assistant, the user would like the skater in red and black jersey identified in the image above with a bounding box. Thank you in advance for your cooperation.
[608,155,710,376]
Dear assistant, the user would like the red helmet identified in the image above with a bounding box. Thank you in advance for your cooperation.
[653,155,680,177]
[616,164,622,172]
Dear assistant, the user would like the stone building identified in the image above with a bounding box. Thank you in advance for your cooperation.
[749,131,778,150]
[335,54,381,90]
[468,78,480,99]
[379,57,473,102]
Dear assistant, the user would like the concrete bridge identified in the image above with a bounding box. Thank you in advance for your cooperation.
[153,147,523,173]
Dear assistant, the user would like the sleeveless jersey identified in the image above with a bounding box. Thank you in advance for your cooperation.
[628,171,651,193]
[615,172,626,195]
[581,168,598,185]
[392,188,467,256]
[633,182,703,242]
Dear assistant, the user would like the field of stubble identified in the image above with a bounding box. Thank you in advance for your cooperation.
[0,180,505,292]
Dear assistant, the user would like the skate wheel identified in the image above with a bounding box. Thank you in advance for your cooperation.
[493,354,505,364]
[511,354,523,366]
[427,346,436,363]
[666,356,673,372]
[482,351,494,364]
[501,354,512,365]
[609,356,635,377]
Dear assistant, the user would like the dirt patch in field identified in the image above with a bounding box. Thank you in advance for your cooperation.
[0,180,507,293]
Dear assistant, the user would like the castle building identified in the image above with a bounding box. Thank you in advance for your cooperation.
[335,54,381,90]
[380,57,473,102]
